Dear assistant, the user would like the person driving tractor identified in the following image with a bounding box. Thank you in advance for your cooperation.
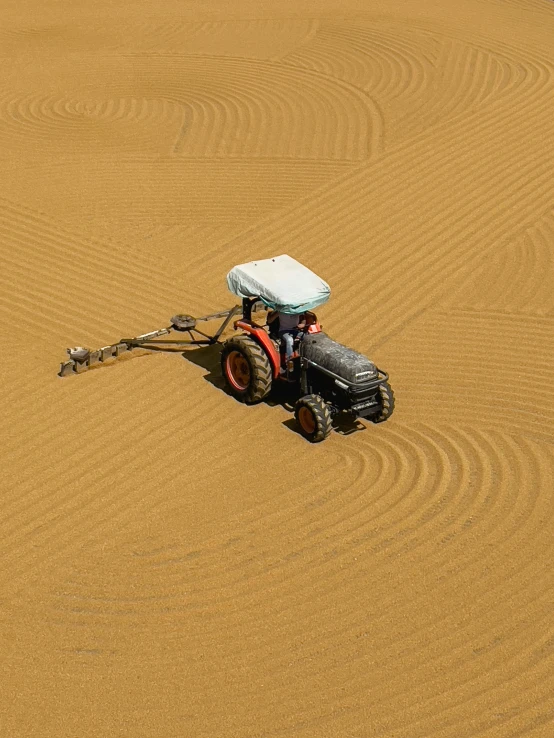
[267,310,306,366]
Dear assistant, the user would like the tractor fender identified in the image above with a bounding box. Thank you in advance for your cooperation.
[234,320,281,378]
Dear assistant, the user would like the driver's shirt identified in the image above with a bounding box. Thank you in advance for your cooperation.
[278,312,301,332]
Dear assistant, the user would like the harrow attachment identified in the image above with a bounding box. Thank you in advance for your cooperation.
[59,306,242,377]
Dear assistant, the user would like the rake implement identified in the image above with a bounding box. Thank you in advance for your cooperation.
[59,306,242,377]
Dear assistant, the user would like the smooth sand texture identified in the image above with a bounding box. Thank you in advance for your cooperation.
[1,1,554,736]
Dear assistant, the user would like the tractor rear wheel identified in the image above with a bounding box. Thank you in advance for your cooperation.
[221,335,273,404]
[295,394,332,443]
[372,381,395,423]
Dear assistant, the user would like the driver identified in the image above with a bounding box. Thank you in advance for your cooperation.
[267,310,306,366]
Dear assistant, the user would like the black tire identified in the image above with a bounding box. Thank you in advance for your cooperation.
[294,394,332,443]
[372,381,395,423]
[221,335,273,404]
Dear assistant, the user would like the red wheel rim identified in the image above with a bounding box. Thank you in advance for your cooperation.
[298,406,316,434]
[226,351,250,390]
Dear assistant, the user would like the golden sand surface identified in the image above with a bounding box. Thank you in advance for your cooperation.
[1,0,554,735]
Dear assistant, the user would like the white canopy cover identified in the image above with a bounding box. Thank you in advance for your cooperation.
[226,254,331,314]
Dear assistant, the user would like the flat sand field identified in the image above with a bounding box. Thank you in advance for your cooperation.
[2,0,554,736]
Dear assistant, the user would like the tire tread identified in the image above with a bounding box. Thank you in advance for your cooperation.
[295,394,332,442]
[221,334,272,403]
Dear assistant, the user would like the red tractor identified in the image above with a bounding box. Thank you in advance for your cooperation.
[220,255,394,442]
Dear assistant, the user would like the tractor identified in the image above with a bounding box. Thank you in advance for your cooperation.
[59,254,394,442]
[220,255,394,442]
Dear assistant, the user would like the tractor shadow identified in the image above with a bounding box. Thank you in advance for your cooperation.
[182,344,367,440]
[181,343,228,392]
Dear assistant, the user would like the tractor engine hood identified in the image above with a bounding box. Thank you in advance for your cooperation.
[301,332,378,384]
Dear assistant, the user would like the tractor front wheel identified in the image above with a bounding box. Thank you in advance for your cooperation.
[295,394,332,443]
[372,381,395,423]
[221,335,273,404]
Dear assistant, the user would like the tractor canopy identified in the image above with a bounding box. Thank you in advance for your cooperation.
[226,254,331,314]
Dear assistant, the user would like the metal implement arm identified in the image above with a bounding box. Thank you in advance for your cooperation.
[59,306,241,377]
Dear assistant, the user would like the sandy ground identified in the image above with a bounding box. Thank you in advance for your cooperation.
[1,0,554,736]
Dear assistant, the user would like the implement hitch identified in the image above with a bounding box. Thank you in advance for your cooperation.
[59,306,242,377]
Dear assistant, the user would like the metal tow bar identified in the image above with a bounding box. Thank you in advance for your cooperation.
[59,306,241,377]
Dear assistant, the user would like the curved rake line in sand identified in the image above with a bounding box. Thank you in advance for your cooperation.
[51,328,544,608]
[361,21,444,67]
[389,311,554,436]
[418,27,554,140]
[0,92,183,145]
[408,37,549,132]
[254,151,554,353]
[0,197,213,315]
[312,24,431,101]
[420,41,502,126]
[348,610,554,738]
[43,424,550,623]
[228,585,554,736]
[131,19,218,48]
[166,57,382,160]
[49,472,548,736]
[327,18,444,66]
[78,436,552,732]
[37,432,440,618]
[251,43,551,246]
[2,324,388,576]
[0,255,189,346]
[129,17,318,56]
[270,78,554,343]
[441,210,554,316]
[146,439,379,562]
[140,427,545,618]
[0,243,179,340]
[407,388,554,444]
[0,388,380,601]
[117,434,449,601]
[2,20,548,736]
[0,56,382,161]
[6,412,362,576]
[0,355,246,499]
[279,26,423,99]
[474,0,554,17]
[31,422,552,732]
[0,369,240,596]
[390,12,554,64]
[107,573,554,721]
[279,24,548,144]
[202,38,552,284]
[140,446,386,572]
[0,195,181,277]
